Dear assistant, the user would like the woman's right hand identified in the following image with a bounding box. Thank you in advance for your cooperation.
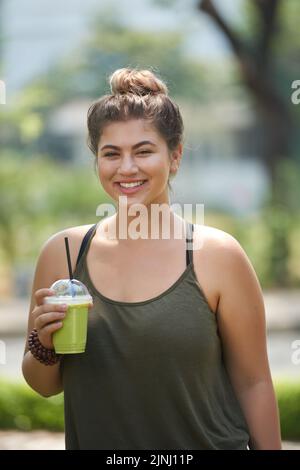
[31,288,68,350]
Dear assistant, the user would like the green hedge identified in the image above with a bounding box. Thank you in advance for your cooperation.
[0,379,300,440]
[0,380,64,431]
[274,380,300,441]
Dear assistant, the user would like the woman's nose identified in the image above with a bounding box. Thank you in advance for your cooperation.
[118,155,138,174]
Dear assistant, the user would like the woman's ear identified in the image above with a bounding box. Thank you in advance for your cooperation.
[169,143,183,175]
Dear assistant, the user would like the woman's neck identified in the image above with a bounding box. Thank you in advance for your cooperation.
[108,207,185,245]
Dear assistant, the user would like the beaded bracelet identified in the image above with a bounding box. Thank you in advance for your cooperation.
[28,328,62,366]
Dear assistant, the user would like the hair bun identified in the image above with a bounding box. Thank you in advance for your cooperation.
[109,68,168,96]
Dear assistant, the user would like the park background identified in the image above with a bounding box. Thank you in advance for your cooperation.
[0,0,299,449]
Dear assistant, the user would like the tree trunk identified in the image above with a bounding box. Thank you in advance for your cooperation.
[198,0,292,205]
[198,0,293,286]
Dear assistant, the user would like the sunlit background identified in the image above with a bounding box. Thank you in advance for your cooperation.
[0,0,299,448]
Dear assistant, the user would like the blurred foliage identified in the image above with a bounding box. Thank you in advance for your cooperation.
[0,152,111,266]
[205,209,300,289]
[32,9,212,102]
[1,378,300,441]
[0,7,218,157]
[0,380,64,431]
[275,379,300,441]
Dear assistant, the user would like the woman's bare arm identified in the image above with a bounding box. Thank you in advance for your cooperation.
[22,228,82,397]
[213,233,281,450]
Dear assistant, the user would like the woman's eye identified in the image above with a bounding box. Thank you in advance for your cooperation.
[104,150,151,157]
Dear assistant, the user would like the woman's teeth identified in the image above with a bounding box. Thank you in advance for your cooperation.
[119,181,145,188]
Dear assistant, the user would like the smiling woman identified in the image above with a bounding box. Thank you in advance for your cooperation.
[95,117,180,213]
[87,68,183,197]
[22,67,281,451]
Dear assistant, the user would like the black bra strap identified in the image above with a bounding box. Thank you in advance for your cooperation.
[186,222,194,267]
[76,223,97,268]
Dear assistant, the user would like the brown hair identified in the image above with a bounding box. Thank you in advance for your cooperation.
[87,68,184,190]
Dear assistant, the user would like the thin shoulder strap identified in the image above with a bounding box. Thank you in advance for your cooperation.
[76,223,97,269]
[185,222,194,267]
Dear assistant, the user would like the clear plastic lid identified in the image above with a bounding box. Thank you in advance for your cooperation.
[44,279,93,305]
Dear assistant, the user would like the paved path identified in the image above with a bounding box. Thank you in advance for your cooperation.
[0,431,299,450]
[0,431,65,450]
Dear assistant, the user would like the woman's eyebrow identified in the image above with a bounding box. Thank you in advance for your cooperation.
[100,140,157,151]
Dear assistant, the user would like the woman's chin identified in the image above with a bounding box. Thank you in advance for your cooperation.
[116,194,147,206]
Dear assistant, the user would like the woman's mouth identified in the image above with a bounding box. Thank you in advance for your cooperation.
[114,180,148,195]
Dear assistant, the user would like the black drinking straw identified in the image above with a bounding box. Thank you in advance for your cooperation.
[64,237,73,279]
[64,237,75,297]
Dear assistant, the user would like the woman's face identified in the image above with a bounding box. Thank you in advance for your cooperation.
[97,119,181,208]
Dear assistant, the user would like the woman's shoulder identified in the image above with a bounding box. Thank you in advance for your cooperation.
[194,223,254,280]
[193,223,241,249]
[194,225,251,272]
[40,224,96,278]
[192,224,255,312]
[193,224,250,279]
[45,223,96,251]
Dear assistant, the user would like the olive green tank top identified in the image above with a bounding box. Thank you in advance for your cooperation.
[60,220,250,450]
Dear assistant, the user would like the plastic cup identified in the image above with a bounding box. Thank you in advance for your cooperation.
[44,279,93,354]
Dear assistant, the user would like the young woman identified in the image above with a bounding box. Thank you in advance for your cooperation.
[22,68,281,450]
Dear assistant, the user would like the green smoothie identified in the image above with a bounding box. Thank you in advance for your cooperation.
[44,279,93,354]
[53,301,90,354]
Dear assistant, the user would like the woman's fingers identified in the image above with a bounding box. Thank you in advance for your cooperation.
[34,288,55,306]
[37,321,64,349]
[34,310,66,331]
[32,302,67,323]
[31,290,68,349]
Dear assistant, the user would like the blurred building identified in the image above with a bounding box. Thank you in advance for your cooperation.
[175,99,269,215]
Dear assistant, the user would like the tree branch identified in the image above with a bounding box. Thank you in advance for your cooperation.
[197,0,287,117]
[198,0,256,95]
[198,0,246,60]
